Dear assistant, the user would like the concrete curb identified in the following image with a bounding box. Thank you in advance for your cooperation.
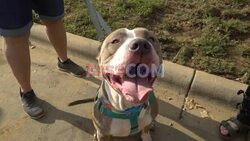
[189,70,248,105]
[29,24,248,107]
[161,61,195,97]
[30,24,101,59]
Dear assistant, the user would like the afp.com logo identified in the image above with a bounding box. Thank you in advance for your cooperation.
[86,64,164,78]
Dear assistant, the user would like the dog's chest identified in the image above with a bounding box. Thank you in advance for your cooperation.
[109,107,152,137]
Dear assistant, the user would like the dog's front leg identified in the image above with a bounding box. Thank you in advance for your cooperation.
[141,127,152,141]
[141,125,153,141]
[94,130,112,141]
[141,132,152,141]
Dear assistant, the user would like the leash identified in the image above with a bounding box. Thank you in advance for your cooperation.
[68,98,95,106]
[84,0,112,40]
[67,80,104,106]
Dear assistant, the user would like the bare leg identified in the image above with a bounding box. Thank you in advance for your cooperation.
[3,33,32,93]
[42,19,68,62]
[3,32,44,119]
[42,19,85,77]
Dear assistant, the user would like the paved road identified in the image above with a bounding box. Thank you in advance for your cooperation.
[0,44,248,141]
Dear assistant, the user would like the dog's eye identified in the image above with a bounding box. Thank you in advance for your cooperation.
[111,39,120,44]
[148,37,155,42]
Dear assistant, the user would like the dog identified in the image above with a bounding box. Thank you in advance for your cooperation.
[93,28,163,141]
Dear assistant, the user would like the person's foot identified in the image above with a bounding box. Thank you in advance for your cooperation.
[20,90,45,119]
[219,117,250,139]
[57,58,86,77]
[219,87,250,139]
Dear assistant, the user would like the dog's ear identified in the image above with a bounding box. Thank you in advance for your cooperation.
[96,33,110,62]
[96,43,102,63]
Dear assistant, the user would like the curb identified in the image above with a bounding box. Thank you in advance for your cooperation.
[29,24,248,107]
[189,70,247,105]
[30,24,101,59]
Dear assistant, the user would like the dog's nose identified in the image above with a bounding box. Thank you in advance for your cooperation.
[129,39,151,54]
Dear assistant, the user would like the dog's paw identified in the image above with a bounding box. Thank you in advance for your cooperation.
[149,121,156,132]
[141,133,152,141]
[94,132,98,141]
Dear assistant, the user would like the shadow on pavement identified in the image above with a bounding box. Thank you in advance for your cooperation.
[33,84,249,141]
[158,99,248,141]
[37,100,95,136]
[82,76,102,86]
[152,121,197,141]
[35,99,198,141]
[0,108,2,122]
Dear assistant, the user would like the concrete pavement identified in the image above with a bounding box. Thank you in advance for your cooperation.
[0,46,199,141]
[0,46,98,141]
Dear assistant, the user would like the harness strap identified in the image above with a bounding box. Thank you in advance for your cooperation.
[95,92,156,135]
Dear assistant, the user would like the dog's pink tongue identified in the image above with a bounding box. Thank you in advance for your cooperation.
[121,77,152,103]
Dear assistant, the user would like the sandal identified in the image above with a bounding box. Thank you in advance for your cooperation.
[219,117,249,140]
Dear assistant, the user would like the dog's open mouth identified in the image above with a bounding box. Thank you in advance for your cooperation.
[105,64,156,103]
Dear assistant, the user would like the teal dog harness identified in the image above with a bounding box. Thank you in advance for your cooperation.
[95,91,156,135]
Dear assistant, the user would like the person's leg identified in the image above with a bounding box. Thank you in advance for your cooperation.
[0,0,44,119]
[44,19,86,77]
[43,20,68,62]
[3,33,44,119]
[3,33,32,93]
[33,0,86,77]
[0,0,33,93]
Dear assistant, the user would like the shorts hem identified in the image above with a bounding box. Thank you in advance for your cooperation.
[39,13,65,21]
[0,22,33,37]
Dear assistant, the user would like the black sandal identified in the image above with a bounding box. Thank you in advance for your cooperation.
[219,117,250,140]
[219,86,250,140]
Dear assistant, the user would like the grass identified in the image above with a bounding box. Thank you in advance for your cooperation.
[63,0,164,39]
[223,19,249,38]
[197,56,237,75]
[198,18,229,58]
[46,0,250,83]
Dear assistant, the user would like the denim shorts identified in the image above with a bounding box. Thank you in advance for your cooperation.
[0,0,64,37]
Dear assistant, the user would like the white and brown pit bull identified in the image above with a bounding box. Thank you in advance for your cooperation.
[94,28,163,141]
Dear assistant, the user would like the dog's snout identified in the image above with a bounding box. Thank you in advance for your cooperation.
[129,39,151,54]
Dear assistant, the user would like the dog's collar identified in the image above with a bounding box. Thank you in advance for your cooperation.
[95,91,156,135]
